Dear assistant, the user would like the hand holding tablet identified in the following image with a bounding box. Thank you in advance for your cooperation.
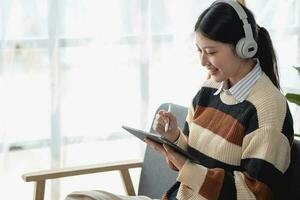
[122,125,197,162]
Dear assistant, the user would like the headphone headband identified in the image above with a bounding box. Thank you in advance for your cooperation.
[213,0,258,58]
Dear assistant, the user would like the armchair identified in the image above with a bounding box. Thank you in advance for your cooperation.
[22,103,187,200]
[22,103,300,200]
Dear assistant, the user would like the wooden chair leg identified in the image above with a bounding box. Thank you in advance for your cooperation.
[119,169,136,196]
[34,180,45,200]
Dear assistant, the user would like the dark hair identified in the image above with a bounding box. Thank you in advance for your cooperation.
[194,2,280,89]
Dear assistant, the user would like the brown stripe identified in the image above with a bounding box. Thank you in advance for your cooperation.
[243,172,272,200]
[160,193,168,200]
[193,105,245,146]
[199,168,224,200]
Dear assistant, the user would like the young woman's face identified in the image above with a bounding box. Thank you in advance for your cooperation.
[195,32,245,85]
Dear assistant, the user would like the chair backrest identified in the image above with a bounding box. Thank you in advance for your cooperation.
[283,139,300,199]
[137,103,188,198]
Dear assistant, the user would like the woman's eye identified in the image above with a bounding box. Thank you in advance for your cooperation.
[207,52,216,55]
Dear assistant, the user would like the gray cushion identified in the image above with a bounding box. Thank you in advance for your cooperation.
[137,103,187,198]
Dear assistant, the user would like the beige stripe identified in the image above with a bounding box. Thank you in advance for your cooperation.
[219,91,239,105]
[234,171,256,199]
[199,168,224,200]
[247,73,287,130]
[176,129,188,151]
[242,74,290,172]
[177,160,207,193]
[189,123,242,166]
[177,184,207,200]
[242,127,291,173]
[193,106,245,146]
[201,79,220,89]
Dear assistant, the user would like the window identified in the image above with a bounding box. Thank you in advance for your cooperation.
[247,0,300,133]
[1,1,299,199]
[0,1,209,199]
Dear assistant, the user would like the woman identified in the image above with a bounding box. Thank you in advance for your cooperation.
[147,0,294,199]
[66,1,294,199]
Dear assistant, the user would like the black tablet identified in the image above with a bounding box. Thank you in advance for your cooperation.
[122,125,196,161]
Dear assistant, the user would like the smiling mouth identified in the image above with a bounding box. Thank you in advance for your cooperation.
[207,67,219,75]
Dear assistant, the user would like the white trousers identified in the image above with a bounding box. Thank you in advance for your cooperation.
[65,190,158,200]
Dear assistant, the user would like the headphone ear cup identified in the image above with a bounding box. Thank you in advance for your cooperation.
[236,37,258,59]
[235,38,247,58]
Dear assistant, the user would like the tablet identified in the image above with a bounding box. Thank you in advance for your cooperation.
[122,125,196,161]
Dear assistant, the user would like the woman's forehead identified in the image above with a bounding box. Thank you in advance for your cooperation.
[195,32,233,50]
[195,32,222,48]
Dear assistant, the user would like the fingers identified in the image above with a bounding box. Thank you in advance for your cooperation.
[145,139,166,155]
[158,110,165,115]
[166,158,179,171]
[153,110,176,128]
[153,112,169,134]
[163,145,179,170]
[146,139,184,171]
[145,139,179,171]
[163,144,186,170]
[152,116,167,132]
[163,144,174,156]
[163,144,180,164]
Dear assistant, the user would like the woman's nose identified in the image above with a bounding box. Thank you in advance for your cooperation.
[200,52,208,66]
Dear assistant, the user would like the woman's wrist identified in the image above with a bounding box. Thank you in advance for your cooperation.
[173,128,181,144]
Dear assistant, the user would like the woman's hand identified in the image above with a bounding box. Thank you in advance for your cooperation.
[152,109,179,142]
[145,139,186,171]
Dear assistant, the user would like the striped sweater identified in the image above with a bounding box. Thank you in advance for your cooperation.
[163,73,294,200]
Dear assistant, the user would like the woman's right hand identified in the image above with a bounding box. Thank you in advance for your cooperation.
[152,109,180,142]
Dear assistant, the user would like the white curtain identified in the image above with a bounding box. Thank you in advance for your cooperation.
[0,0,210,199]
[0,0,299,199]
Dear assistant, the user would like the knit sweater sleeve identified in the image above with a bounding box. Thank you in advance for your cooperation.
[177,119,292,199]
[175,104,194,150]
[174,79,294,200]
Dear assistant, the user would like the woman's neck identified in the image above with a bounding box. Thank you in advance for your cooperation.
[228,59,256,88]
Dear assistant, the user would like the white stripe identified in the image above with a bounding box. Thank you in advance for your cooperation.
[233,77,251,100]
[234,172,256,199]
[177,160,207,194]
[189,123,242,166]
[242,128,291,173]
[236,74,258,102]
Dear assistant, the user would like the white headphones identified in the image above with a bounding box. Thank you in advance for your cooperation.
[213,0,258,58]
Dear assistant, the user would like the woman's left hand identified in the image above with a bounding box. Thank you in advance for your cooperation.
[145,139,186,171]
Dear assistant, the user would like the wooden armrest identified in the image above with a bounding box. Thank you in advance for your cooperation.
[22,159,143,200]
[22,159,142,182]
